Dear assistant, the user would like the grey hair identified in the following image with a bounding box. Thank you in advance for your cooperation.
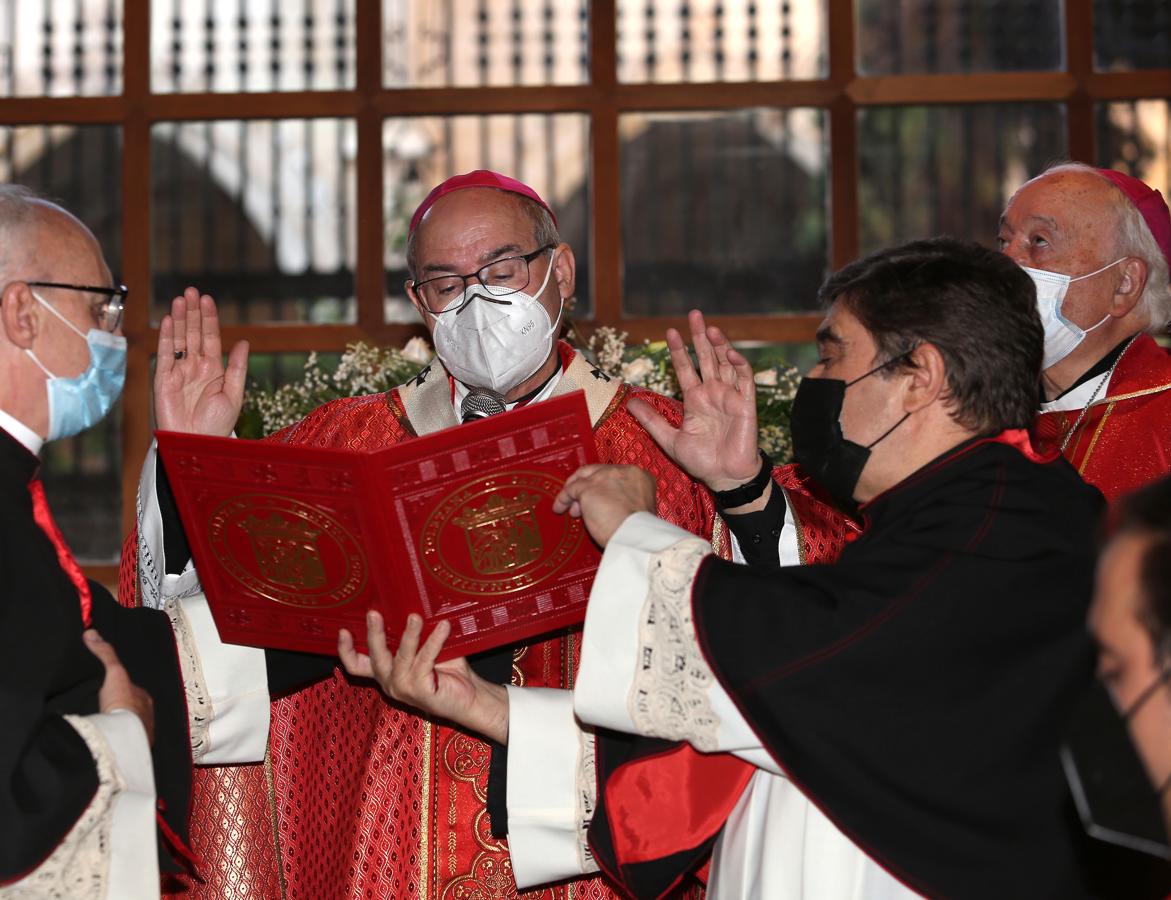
[1038,161,1171,332]
[0,185,47,283]
[405,188,561,280]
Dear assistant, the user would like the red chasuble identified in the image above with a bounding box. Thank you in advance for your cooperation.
[1033,333,1171,500]
[119,342,732,900]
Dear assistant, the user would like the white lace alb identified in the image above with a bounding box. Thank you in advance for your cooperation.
[628,538,720,751]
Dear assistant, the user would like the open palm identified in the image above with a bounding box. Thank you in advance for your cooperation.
[154,287,249,436]
[628,309,761,492]
[339,612,510,745]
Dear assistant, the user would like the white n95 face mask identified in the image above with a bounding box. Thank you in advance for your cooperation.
[1022,258,1124,369]
[430,251,562,395]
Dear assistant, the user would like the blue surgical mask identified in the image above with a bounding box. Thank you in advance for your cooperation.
[24,290,126,440]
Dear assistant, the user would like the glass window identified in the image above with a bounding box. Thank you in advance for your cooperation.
[383,0,588,87]
[151,1,355,93]
[1097,100,1171,197]
[858,104,1067,254]
[383,113,591,322]
[1094,0,1171,71]
[617,0,826,83]
[0,1,123,96]
[857,0,1062,75]
[151,119,357,325]
[620,108,828,316]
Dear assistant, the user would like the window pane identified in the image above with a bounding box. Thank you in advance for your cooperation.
[858,104,1067,254]
[0,1,123,96]
[1098,100,1170,196]
[0,125,125,563]
[384,114,590,322]
[151,1,355,92]
[1095,0,1171,71]
[617,0,826,83]
[151,120,357,325]
[857,0,1062,74]
[384,0,588,87]
[620,109,828,316]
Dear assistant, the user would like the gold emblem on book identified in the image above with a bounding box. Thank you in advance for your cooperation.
[419,470,587,598]
[237,512,327,590]
[452,492,542,575]
[209,493,367,609]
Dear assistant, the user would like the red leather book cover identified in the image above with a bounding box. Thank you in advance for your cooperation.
[155,391,600,659]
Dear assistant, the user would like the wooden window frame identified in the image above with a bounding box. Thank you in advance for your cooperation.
[0,0,1160,582]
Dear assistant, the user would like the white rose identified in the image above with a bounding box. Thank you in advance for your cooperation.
[753,369,778,386]
[401,336,434,365]
[621,357,655,383]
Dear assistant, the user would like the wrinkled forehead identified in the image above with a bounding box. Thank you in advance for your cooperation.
[1002,171,1116,235]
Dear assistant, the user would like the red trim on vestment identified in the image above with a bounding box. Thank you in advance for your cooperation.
[688,562,933,900]
[860,428,1054,513]
[28,479,92,628]
[155,803,202,877]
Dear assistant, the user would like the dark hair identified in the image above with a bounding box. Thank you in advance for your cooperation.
[817,237,1042,433]
[1111,477,1171,666]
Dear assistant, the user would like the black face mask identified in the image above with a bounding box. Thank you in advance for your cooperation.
[1061,675,1171,861]
[789,355,911,511]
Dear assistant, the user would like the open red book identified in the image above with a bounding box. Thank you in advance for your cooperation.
[155,392,601,659]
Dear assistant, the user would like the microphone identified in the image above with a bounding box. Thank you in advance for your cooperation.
[460,388,507,424]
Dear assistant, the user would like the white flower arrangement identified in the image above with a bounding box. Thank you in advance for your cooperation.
[239,341,433,438]
[239,329,800,462]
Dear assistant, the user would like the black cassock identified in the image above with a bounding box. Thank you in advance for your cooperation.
[0,426,337,886]
[584,433,1161,899]
[0,426,194,882]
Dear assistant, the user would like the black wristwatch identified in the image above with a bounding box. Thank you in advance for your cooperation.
[711,450,774,509]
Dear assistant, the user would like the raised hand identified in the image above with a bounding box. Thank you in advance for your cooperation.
[627,309,760,492]
[84,630,155,746]
[552,463,656,548]
[154,287,249,436]
[338,611,510,745]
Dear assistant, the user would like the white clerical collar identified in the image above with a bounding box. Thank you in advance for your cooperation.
[0,408,44,456]
[452,367,563,417]
[1039,368,1114,414]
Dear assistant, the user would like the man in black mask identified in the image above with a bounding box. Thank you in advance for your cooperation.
[338,237,1109,899]
[1064,474,1171,861]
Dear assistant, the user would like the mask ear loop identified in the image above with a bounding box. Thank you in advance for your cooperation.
[845,348,916,450]
[864,412,911,450]
[1123,668,1171,719]
[30,289,89,340]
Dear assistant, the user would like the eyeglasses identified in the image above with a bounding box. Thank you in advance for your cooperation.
[27,281,128,333]
[409,244,556,315]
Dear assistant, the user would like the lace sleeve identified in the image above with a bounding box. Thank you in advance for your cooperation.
[163,598,213,761]
[2,716,122,900]
[576,728,600,875]
[627,538,721,752]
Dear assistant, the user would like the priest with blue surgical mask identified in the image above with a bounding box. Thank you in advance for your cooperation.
[999,162,1171,501]
[0,185,312,899]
